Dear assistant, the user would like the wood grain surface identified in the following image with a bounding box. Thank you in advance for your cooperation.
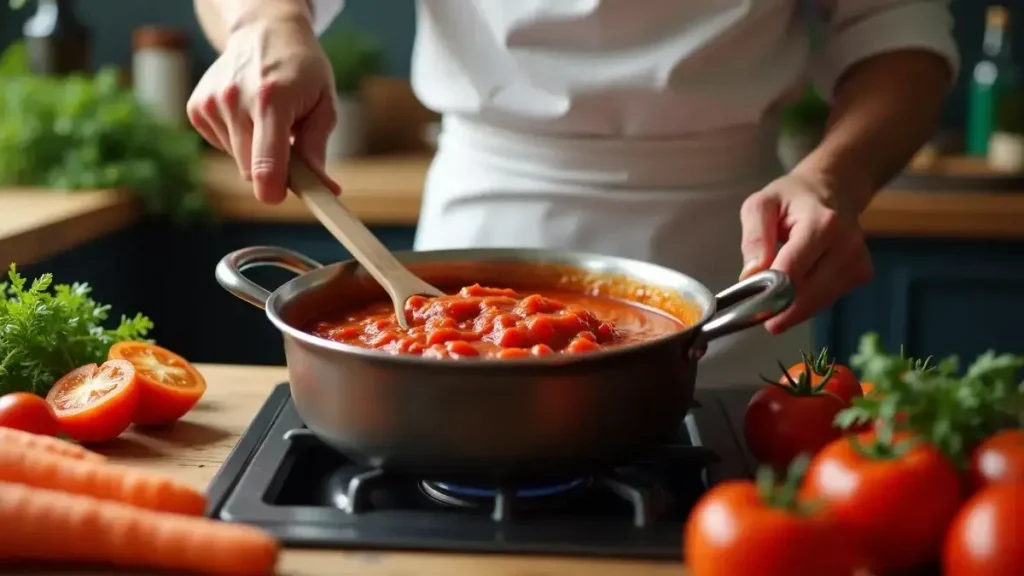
[0,189,139,267]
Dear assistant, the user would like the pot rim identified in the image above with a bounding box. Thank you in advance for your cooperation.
[259,247,719,368]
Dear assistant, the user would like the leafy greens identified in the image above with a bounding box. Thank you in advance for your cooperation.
[0,264,153,396]
[836,332,1024,468]
[0,42,209,222]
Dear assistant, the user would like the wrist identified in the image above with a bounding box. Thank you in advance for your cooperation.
[222,0,314,35]
[792,149,874,217]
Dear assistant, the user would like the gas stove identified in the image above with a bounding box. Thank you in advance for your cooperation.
[206,383,758,560]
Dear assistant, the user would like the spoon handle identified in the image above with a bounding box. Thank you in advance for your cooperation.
[286,158,443,307]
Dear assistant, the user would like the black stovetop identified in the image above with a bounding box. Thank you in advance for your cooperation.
[206,383,757,561]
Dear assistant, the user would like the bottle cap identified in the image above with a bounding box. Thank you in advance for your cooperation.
[133,27,188,52]
[987,6,1010,30]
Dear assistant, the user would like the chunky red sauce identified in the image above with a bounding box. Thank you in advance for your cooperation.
[308,284,683,360]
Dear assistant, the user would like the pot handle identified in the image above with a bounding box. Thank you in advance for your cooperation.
[697,269,795,344]
[215,246,323,310]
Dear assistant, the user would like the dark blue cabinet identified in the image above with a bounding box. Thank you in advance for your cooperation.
[20,221,417,367]
[18,227,147,324]
[143,222,418,365]
[815,238,1024,364]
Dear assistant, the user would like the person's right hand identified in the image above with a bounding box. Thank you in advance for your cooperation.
[187,11,340,204]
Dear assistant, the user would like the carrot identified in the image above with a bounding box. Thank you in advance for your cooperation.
[0,481,279,575]
[0,445,206,515]
[0,427,106,462]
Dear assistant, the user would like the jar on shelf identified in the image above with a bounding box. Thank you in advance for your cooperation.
[23,0,91,76]
[132,27,190,127]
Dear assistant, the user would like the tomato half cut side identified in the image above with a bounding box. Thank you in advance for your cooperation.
[45,360,139,443]
[108,341,207,426]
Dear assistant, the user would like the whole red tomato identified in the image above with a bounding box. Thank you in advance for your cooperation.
[782,348,863,405]
[685,476,861,575]
[802,431,962,573]
[0,392,60,436]
[943,482,1024,576]
[745,380,846,471]
[970,429,1024,490]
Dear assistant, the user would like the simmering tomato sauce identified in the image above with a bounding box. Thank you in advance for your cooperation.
[308,284,685,360]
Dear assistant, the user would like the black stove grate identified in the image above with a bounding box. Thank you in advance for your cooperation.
[206,383,756,560]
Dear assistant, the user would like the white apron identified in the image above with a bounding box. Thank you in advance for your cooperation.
[308,0,958,383]
[413,115,812,386]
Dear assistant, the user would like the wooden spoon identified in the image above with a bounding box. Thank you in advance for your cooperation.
[287,157,444,329]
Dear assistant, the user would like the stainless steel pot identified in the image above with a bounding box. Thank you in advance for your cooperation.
[216,246,793,485]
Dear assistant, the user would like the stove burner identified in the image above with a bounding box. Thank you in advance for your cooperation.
[323,467,387,514]
[430,478,586,499]
[421,478,588,521]
[206,384,760,559]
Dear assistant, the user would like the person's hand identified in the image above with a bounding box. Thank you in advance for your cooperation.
[187,12,340,204]
[738,169,874,334]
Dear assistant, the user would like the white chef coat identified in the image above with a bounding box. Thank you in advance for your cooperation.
[310,0,958,384]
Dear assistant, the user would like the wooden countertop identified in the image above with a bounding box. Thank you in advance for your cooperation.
[8,364,684,576]
[4,153,1024,268]
[0,189,139,267]
[859,189,1024,239]
[201,153,1024,239]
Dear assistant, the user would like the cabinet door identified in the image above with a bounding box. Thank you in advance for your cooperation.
[147,223,417,365]
[816,238,1024,364]
[16,227,148,337]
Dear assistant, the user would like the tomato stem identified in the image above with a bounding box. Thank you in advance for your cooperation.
[768,359,834,396]
[849,429,915,461]
[801,348,834,377]
[755,454,816,514]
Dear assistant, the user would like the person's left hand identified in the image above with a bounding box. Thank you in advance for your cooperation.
[738,169,874,334]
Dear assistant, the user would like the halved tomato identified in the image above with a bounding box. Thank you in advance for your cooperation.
[108,342,207,426]
[45,360,139,443]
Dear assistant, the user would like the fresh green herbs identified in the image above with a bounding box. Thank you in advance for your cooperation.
[779,86,830,136]
[320,29,385,96]
[0,39,28,77]
[835,332,1024,468]
[0,264,153,396]
[0,42,209,222]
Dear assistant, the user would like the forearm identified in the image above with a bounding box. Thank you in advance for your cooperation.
[194,0,313,52]
[796,49,952,216]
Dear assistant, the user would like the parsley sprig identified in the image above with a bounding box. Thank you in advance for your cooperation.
[0,264,153,396]
[0,43,210,222]
[835,332,1024,468]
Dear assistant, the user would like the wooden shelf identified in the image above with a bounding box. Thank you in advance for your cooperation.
[201,152,1024,239]
[5,153,1024,271]
[201,153,426,225]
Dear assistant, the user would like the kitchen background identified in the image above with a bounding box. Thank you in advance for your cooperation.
[2,0,1023,375]
[0,0,1007,125]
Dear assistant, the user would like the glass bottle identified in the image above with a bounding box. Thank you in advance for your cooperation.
[22,0,91,76]
[967,6,1020,157]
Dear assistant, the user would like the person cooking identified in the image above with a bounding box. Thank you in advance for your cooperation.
[189,0,957,383]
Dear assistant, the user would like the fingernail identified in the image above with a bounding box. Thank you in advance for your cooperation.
[739,260,761,280]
